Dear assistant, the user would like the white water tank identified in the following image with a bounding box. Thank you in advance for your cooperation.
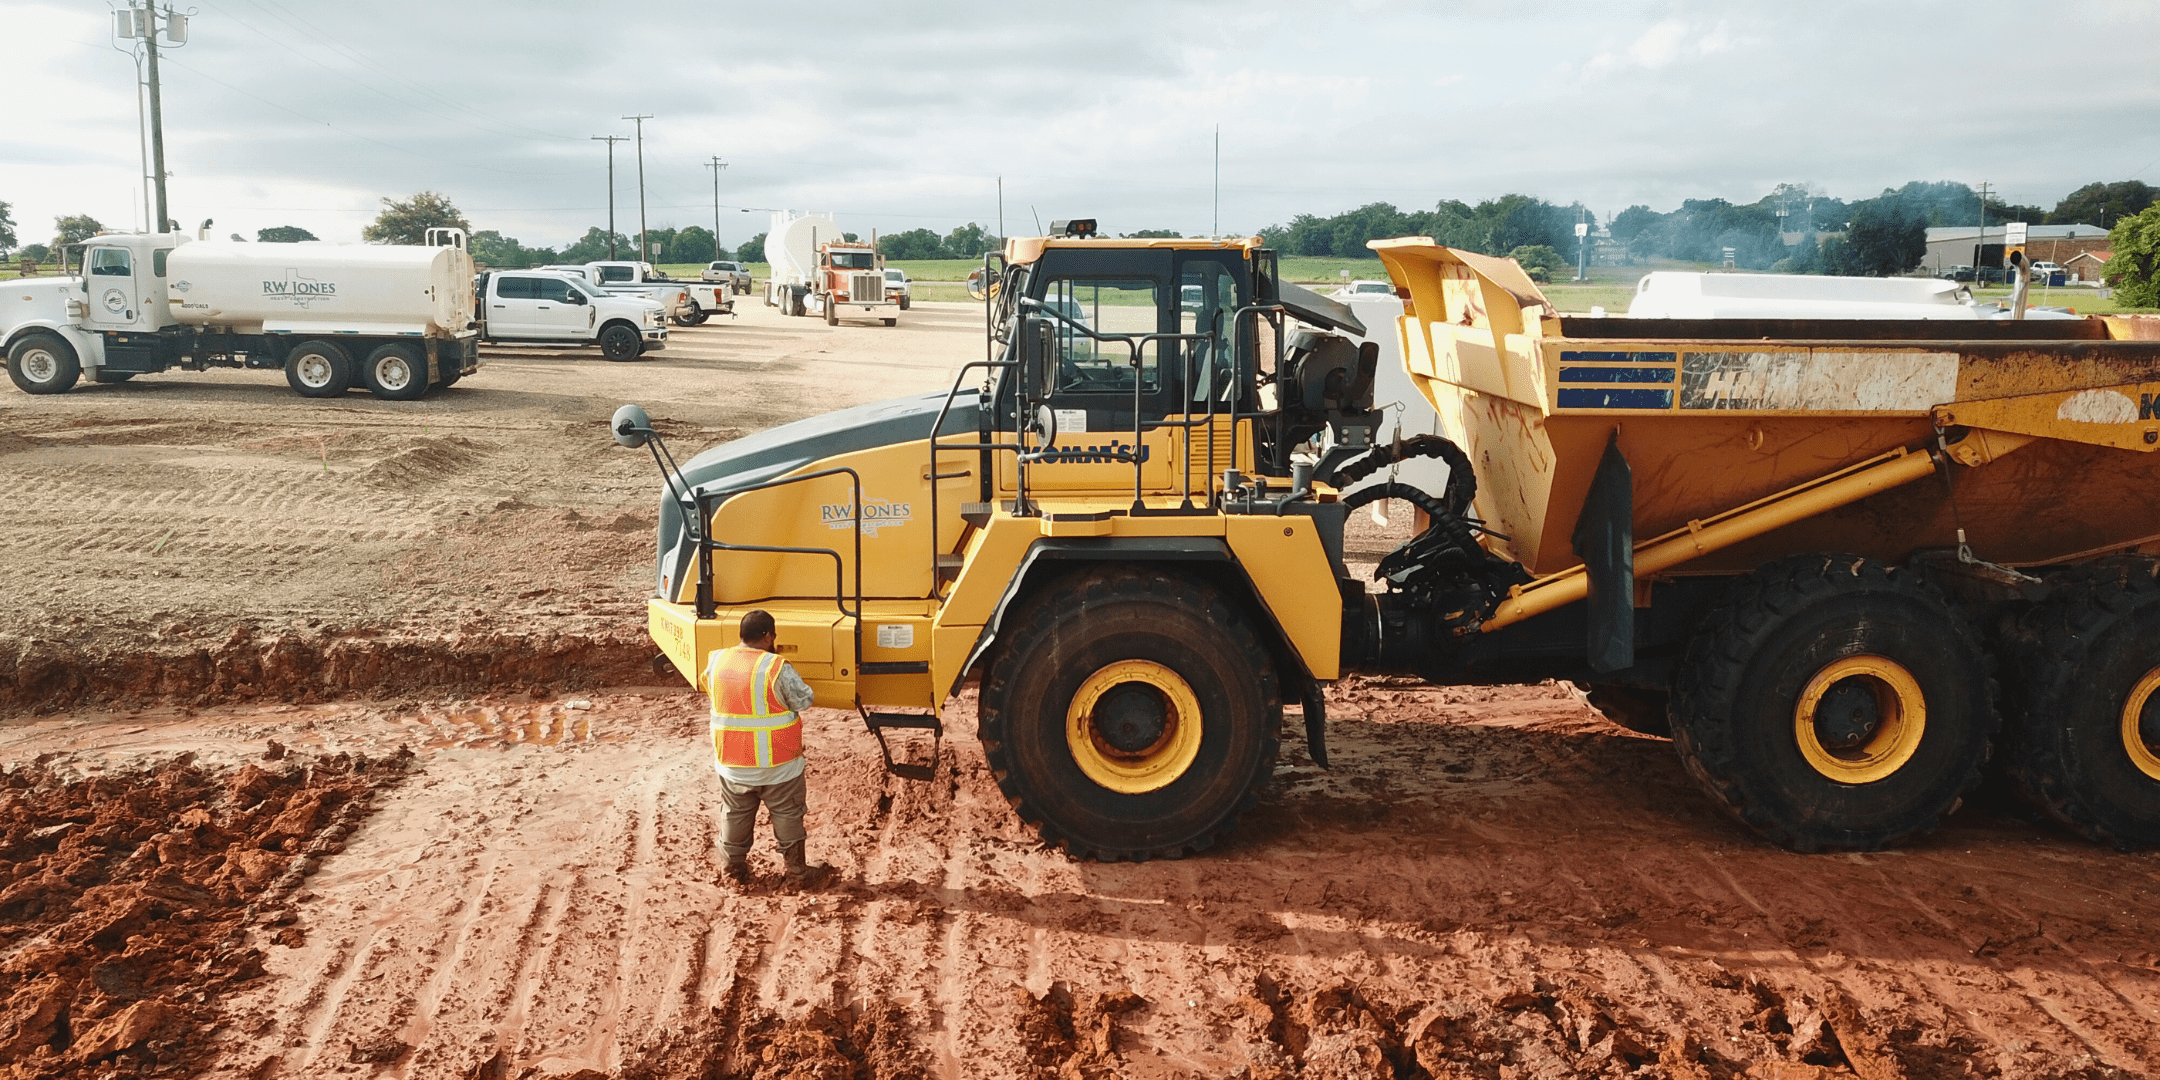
[765,212,839,289]
[1628,271,1976,320]
[165,240,474,335]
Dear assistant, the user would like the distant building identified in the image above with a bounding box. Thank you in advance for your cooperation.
[1923,224,2108,274]
[2065,250,2112,283]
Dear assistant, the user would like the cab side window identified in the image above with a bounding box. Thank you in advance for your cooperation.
[1179,260,1241,404]
[1042,277,1162,396]
[152,249,172,277]
[496,276,537,300]
[89,248,132,276]
[534,277,574,303]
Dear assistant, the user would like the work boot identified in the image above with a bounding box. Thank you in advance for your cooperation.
[722,856,750,886]
[781,841,829,888]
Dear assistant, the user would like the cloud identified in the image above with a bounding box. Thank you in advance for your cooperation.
[4,1,2158,249]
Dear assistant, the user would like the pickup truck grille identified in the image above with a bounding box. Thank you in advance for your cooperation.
[849,274,884,302]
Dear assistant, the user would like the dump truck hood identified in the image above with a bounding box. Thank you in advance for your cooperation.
[654,390,982,599]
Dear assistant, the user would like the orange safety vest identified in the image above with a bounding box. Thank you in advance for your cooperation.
[705,645,803,770]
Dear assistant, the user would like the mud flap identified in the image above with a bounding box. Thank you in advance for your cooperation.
[1572,432,1634,674]
[1299,678,1330,768]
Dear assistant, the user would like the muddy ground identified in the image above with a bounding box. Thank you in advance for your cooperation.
[2,300,2158,1078]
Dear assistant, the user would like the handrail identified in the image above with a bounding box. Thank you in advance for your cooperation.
[691,465,865,673]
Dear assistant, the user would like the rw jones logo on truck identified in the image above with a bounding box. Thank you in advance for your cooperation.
[261,269,337,307]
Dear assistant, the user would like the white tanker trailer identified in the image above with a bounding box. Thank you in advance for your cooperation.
[1,227,480,400]
[762,211,838,317]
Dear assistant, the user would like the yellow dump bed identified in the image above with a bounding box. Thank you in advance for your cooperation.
[1371,239,2160,579]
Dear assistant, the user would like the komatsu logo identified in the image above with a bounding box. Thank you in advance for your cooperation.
[821,498,912,536]
[1034,440,1150,465]
[262,268,337,307]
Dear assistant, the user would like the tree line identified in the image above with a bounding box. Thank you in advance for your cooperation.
[1259,179,2158,277]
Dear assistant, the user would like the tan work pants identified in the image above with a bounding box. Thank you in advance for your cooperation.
[717,770,806,859]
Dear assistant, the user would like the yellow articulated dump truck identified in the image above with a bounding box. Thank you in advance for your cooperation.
[614,222,2160,859]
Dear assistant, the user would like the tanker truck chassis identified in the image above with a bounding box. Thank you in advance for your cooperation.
[618,228,2160,859]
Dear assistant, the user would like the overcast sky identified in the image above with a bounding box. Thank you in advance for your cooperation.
[7,1,2159,252]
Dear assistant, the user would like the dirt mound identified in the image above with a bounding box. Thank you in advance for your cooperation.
[0,748,410,1079]
[361,434,494,489]
[0,623,658,716]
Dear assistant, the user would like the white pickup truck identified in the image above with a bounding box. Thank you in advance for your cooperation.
[584,261,734,326]
[477,270,666,360]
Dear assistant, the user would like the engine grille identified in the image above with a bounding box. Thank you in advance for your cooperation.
[849,274,884,302]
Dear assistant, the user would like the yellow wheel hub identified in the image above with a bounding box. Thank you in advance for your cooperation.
[1794,654,1927,784]
[1065,660,1203,794]
[2120,667,2160,782]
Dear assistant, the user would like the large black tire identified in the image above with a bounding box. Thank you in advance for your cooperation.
[899,296,911,311]
[979,568,1280,861]
[789,290,807,318]
[360,343,429,401]
[8,333,81,395]
[824,297,838,325]
[283,340,352,398]
[2001,564,2160,848]
[1579,682,1671,737]
[1670,554,1997,852]
[675,302,708,327]
[598,323,640,361]
[882,317,897,327]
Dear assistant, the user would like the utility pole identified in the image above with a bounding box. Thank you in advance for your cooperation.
[591,135,626,259]
[1976,180,1991,278]
[997,177,1004,242]
[1212,125,1220,238]
[705,156,727,260]
[113,3,187,233]
[144,6,169,232]
[623,114,653,263]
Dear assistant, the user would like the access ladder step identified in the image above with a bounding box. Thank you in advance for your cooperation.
[865,711,943,732]
[860,709,943,782]
[935,553,966,580]
[960,502,993,528]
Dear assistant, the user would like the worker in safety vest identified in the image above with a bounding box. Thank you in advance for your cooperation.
[703,608,828,887]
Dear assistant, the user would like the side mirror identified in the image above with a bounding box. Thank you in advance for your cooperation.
[564,292,586,306]
[612,403,653,449]
[1018,315,1055,401]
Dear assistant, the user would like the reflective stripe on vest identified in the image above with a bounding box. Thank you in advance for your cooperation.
[706,645,802,769]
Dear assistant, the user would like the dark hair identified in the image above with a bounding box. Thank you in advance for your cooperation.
[739,609,776,643]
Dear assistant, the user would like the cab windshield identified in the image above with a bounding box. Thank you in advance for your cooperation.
[828,251,875,270]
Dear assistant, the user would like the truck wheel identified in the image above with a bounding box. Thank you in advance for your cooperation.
[882,317,897,327]
[283,340,352,398]
[2001,566,2160,848]
[598,324,640,361]
[675,302,708,326]
[8,333,81,395]
[790,290,806,318]
[361,344,429,401]
[1579,682,1671,737]
[979,567,1280,861]
[1669,554,1996,852]
[824,299,838,326]
[900,296,911,311]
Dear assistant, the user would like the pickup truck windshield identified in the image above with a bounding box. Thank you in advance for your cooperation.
[829,252,875,270]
